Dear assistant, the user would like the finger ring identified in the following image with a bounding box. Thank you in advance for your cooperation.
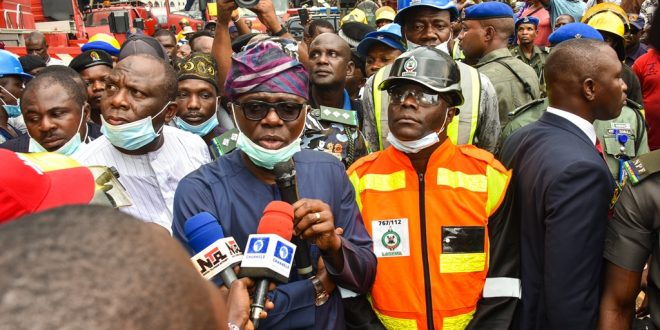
[315,212,321,221]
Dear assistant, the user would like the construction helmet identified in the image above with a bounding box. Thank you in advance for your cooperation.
[582,4,629,61]
[379,46,464,108]
[395,0,460,24]
[0,50,32,80]
[341,8,368,26]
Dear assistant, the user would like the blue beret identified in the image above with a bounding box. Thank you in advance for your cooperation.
[515,16,539,29]
[548,22,604,46]
[81,41,120,56]
[463,2,515,20]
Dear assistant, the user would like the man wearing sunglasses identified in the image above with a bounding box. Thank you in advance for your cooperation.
[172,42,376,330]
[347,46,517,329]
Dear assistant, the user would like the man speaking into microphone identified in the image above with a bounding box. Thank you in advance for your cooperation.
[172,41,377,330]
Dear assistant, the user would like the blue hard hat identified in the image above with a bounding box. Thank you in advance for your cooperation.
[395,0,460,24]
[0,50,32,80]
[548,22,604,46]
[357,23,406,57]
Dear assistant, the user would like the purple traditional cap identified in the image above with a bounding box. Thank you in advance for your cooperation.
[224,41,308,101]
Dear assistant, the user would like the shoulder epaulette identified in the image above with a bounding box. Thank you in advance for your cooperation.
[623,149,660,185]
[508,97,547,118]
[312,106,359,127]
[210,128,239,156]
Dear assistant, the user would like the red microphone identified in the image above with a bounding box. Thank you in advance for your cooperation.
[241,201,296,328]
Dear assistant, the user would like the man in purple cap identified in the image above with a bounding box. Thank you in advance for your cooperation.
[172,41,376,330]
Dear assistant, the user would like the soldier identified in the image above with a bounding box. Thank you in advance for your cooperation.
[510,16,549,95]
[459,1,541,128]
[599,149,660,329]
[501,23,649,183]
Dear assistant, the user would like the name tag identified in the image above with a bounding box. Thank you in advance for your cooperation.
[372,218,410,258]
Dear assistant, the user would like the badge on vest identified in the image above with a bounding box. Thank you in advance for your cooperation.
[372,218,410,258]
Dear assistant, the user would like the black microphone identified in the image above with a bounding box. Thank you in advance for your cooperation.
[273,160,314,279]
[184,212,242,288]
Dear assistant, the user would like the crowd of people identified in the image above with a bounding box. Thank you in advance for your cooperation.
[0,0,659,328]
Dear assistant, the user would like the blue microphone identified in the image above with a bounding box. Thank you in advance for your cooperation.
[184,212,242,287]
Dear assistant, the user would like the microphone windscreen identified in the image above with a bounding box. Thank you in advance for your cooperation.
[273,160,295,180]
[257,201,294,240]
[184,212,225,254]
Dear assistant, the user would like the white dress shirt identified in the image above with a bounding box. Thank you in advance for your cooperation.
[74,126,211,231]
[547,106,597,145]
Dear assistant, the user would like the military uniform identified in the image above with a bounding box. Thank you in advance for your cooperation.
[604,149,660,330]
[475,48,542,129]
[501,98,649,181]
[509,45,549,96]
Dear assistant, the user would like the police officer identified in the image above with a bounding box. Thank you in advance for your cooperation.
[459,1,542,128]
[501,23,649,183]
[599,149,660,329]
[361,0,501,153]
[510,16,549,95]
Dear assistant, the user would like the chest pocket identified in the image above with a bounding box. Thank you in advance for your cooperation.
[603,132,637,158]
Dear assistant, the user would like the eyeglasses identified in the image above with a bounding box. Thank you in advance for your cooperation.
[233,101,306,122]
[387,86,443,106]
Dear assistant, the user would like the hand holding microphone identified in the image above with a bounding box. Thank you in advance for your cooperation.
[292,199,342,254]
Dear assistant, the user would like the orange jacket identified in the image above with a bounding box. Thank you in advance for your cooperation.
[347,140,512,330]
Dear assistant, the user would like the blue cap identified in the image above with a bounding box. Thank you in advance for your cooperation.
[81,41,120,56]
[548,22,604,45]
[515,16,540,29]
[183,212,225,254]
[0,50,32,80]
[395,0,460,24]
[462,2,515,20]
[356,23,406,57]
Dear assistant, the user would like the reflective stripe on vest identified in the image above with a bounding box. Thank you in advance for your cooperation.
[446,63,481,146]
[373,66,392,150]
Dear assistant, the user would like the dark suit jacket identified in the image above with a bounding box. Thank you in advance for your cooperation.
[498,112,615,330]
[0,122,103,153]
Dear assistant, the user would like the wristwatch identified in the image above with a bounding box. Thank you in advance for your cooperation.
[310,275,330,306]
[269,24,287,37]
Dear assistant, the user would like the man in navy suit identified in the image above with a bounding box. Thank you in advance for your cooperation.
[498,38,627,329]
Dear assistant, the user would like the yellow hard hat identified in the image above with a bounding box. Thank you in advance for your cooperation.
[88,33,120,50]
[341,8,368,26]
[582,3,629,37]
[180,18,190,24]
[375,6,396,22]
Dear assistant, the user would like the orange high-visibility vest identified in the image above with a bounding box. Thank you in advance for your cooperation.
[347,141,511,330]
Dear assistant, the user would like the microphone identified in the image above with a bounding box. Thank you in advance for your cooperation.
[240,201,297,328]
[273,160,314,279]
[184,212,242,288]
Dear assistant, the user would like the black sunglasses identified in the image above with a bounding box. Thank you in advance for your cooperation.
[233,100,307,122]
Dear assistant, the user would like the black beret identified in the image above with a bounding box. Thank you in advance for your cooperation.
[68,50,113,73]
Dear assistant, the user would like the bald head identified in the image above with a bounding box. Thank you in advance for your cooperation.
[311,33,352,58]
[0,205,225,330]
[25,31,49,62]
[545,38,625,120]
[309,33,354,87]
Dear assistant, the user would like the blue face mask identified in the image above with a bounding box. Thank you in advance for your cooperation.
[0,86,21,118]
[28,103,87,156]
[173,98,219,136]
[232,103,304,170]
[101,101,172,151]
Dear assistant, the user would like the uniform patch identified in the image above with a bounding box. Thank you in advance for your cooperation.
[372,218,410,258]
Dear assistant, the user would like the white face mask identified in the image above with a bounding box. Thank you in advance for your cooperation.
[406,30,452,55]
[386,109,449,154]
